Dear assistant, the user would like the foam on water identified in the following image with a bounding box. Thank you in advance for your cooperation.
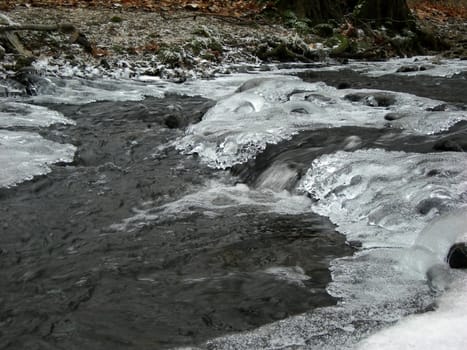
[197,150,467,349]
[175,76,467,168]
[110,178,312,233]
[263,266,311,287]
[0,130,76,188]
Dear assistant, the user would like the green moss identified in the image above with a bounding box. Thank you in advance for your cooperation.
[111,45,125,54]
[192,26,211,37]
[207,39,223,52]
[294,20,311,35]
[201,52,216,61]
[329,34,350,55]
[188,39,205,55]
[110,16,123,23]
[282,9,298,27]
[157,48,182,67]
[14,56,35,71]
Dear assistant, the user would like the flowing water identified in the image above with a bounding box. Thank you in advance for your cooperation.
[1,57,466,349]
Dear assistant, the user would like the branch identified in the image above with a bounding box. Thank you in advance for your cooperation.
[0,22,93,55]
[0,23,76,33]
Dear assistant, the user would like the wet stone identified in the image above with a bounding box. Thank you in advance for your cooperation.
[447,243,467,269]
[344,92,396,107]
[385,112,406,121]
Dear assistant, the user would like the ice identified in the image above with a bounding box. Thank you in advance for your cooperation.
[175,77,467,168]
[0,101,75,188]
[358,210,467,350]
[324,56,467,78]
[0,102,74,127]
[358,272,467,350]
[405,209,467,277]
[28,76,166,104]
[0,130,76,188]
[202,150,467,349]
[299,149,467,248]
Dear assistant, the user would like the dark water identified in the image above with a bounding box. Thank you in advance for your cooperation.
[0,69,466,349]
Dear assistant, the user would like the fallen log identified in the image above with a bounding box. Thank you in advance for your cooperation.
[0,23,76,33]
[0,13,93,56]
[0,13,32,57]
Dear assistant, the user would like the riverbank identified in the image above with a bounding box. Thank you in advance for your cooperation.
[1,1,466,83]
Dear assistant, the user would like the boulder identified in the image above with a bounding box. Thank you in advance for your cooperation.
[447,243,467,269]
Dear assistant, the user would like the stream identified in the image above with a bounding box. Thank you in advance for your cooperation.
[1,57,467,349]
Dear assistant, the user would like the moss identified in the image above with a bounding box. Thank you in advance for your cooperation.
[14,55,35,71]
[110,16,123,23]
[201,52,216,61]
[192,26,211,37]
[257,43,296,62]
[313,23,334,37]
[282,9,298,27]
[187,38,205,55]
[294,20,312,35]
[157,48,182,67]
[207,39,223,52]
[111,45,125,54]
[329,34,350,56]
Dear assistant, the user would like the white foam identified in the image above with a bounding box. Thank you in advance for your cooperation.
[0,130,76,188]
[264,266,311,287]
[110,178,312,232]
[0,102,74,127]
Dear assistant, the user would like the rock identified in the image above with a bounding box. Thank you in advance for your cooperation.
[426,104,448,112]
[447,243,467,268]
[337,82,351,89]
[13,65,39,96]
[396,65,419,73]
[0,45,5,59]
[344,92,396,107]
[384,112,406,121]
[433,139,466,152]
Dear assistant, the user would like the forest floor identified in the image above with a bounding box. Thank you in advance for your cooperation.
[1,1,466,81]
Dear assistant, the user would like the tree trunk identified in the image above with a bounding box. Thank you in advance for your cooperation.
[276,0,347,23]
[276,0,413,30]
[354,0,414,30]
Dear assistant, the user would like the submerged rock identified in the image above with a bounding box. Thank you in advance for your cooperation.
[344,92,396,107]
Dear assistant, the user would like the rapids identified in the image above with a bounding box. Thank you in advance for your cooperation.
[1,57,466,349]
